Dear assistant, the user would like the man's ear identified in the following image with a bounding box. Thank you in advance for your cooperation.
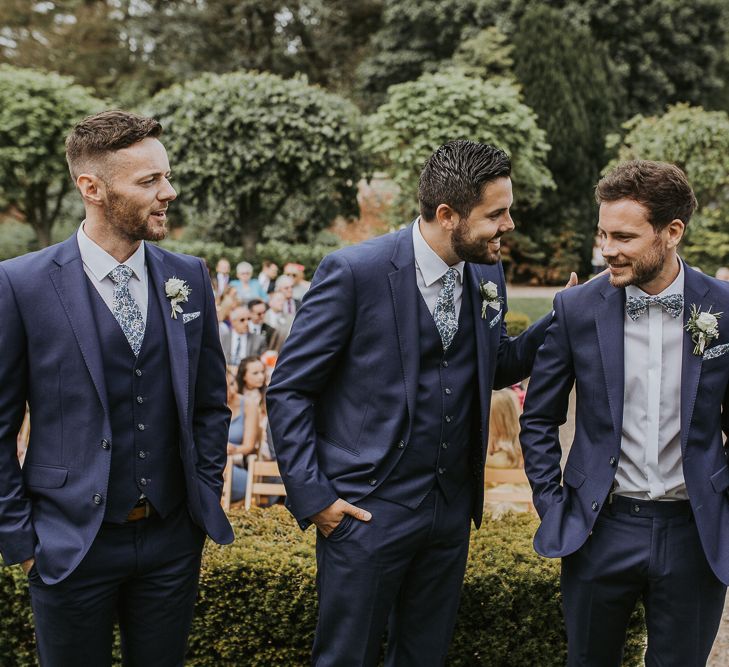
[434,203,460,232]
[665,218,685,250]
[76,173,106,208]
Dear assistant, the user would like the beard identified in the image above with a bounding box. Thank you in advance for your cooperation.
[103,187,168,243]
[607,234,665,288]
[451,217,501,264]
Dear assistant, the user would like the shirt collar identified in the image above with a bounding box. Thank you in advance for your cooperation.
[625,256,684,300]
[412,218,465,287]
[77,222,146,283]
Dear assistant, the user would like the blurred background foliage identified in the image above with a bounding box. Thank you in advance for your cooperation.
[1,0,729,279]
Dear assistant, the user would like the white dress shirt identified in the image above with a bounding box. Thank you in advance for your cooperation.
[412,218,465,318]
[76,223,149,321]
[230,331,249,364]
[615,259,686,500]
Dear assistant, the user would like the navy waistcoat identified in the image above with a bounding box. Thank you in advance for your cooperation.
[375,277,477,509]
[86,276,186,523]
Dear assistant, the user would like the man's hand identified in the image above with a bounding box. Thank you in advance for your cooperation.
[310,498,372,537]
[563,272,579,289]
[21,558,34,576]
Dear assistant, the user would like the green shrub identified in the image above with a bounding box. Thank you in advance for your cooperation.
[505,310,531,337]
[0,508,645,666]
[0,221,37,261]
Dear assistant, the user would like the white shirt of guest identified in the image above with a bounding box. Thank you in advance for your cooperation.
[230,331,249,363]
[76,223,149,321]
[412,218,465,318]
[615,258,686,500]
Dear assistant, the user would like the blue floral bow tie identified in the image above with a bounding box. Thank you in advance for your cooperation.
[625,294,684,321]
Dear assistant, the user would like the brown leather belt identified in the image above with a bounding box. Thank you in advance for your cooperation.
[126,500,154,522]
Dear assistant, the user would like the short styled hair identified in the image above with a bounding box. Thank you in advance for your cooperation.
[65,110,162,181]
[595,160,697,231]
[418,140,511,222]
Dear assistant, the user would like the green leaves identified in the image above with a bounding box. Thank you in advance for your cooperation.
[363,69,554,223]
[609,103,729,274]
[0,65,104,245]
[147,71,367,253]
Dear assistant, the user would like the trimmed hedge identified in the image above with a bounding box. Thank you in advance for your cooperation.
[505,310,531,337]
[0,508,645,665]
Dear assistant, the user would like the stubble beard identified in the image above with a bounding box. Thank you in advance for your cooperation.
[104,188,168,243]
[608,235,666,289]
[451,217,501,265]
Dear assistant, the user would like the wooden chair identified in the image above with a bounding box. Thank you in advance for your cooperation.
[221,455,234,511]
[244,455,287,510]
[483,466,536,513]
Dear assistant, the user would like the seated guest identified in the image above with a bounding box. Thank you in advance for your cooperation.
[274,275,300,316]
[219,306,267,366]
[213,257,232,297]
[484,389,530,518]
[284,262,311,300]
[258,260,279,294]
[231,261,268,302]
[264,291,294,341]
[247,298,278,348]
[226,366,262,503]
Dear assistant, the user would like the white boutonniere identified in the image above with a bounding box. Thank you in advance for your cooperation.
[479,279,503,319]
[165,277,191,319]
[685,304,722,355]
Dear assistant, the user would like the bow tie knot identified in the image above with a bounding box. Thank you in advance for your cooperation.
[625,293,683,321]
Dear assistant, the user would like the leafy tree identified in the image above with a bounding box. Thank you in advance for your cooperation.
[607,103,729,275]
[356,0,506,109]
[508,0,729,117]
[147,71,367,255]
[449,26,514,80]
[0,1,143,105]
[0,66,105,247]
[363,69,554,242]
[510,5,619,282]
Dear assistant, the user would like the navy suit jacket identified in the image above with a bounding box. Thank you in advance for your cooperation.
[0,235,233,584]
[267,224,550,529]
[520,265,729,584]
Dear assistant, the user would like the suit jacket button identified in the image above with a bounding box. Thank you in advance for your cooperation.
[135,369,143,377]
[609,456,617,466]
[101,439,110,450]
[368,478,377,486]
[591,501,599,511]
[397,441,405,449]
[93,494,103,505]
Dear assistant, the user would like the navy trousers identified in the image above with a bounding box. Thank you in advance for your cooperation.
[313,485,473,667]
[561,496,727,667]
[28,503,205,667]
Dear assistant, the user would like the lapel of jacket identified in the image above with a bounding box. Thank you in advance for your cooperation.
[465,262,491,435]
[681,264,710,453]
[145,244,190,425]
[49,235,111,417]
[595,281,626,441]
[388,224,420,429]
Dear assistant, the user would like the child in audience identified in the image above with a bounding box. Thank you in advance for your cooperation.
[484,389,531,517]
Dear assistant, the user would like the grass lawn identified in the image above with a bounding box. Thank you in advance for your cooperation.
[508,297,553,324]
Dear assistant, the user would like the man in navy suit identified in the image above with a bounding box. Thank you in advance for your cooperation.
[520,160,729,666]
[267,140,575,665]
[0,110,233,665]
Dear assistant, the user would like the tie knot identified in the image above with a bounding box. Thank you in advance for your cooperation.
[108,264,134,287]
[442,267,458,291]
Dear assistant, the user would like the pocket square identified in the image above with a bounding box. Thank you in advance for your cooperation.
[703,343,729,361]
[182,311,200,324]
[489,310,503,329]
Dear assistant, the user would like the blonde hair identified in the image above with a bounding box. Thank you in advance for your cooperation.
[487,389,523,467]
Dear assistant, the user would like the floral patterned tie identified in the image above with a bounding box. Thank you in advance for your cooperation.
[434,267,459,351]
[108,265,145,356]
